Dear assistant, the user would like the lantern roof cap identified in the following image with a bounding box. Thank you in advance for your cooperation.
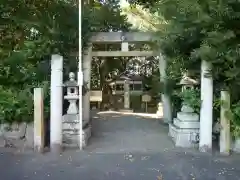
[179,75,199,85]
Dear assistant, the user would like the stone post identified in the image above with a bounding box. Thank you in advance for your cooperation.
[199,60,213,152]
[124,80,130,109]
[82,45,92,124]
[220,90,231,155]
[50,54,63,153]
[159,53,172,123]
[34,88,45,152]
[121,42,128,52]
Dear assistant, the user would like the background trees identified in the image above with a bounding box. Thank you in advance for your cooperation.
[0,0,78,123]
[124,0,240,137]
[3,0,240,139]
[0,0,133,123]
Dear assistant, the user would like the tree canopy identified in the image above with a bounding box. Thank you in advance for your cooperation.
[0,0,130,123]
[3,0,240,137]
[123,0,240,136]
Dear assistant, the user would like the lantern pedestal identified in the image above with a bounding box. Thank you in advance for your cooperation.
[169,104,200,148]
[65,95,78,114]
[62,114,91,148]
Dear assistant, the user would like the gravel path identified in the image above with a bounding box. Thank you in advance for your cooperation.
[85,111,174,153]
[1,111,240,180]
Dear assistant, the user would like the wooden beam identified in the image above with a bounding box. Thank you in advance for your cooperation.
[92,51,156,57]
[91,32,154,43]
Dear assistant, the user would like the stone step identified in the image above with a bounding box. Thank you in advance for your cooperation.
[173,118,200,129]
[177,112,199,122]
[169,123,200,133]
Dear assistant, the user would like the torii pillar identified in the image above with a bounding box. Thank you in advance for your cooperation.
[82,45,92,124]
[199,60,213,152]
[159,53,172,123]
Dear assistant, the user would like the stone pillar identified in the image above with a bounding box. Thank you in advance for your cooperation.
[50,54,63,153]
[82,45,92,123]
[220,90,231,155]
[124,80,130,109]
[34,88,45,152]
[199,60,213,152]
[159,53,172,123]
[120,42,133,112]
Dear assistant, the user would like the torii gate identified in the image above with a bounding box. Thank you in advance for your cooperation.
[78,32,171,149]
[49,32,213,153]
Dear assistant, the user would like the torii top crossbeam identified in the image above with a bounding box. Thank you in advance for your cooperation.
[90,32,154,43]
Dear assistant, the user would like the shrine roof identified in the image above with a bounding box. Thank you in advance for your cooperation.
[117,75,143,81]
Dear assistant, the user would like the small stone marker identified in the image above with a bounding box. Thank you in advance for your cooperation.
[142,94,151,112]
[34,88,45,152]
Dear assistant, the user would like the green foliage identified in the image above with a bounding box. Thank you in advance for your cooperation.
[158,0,240,135]
[231,102,240,138]
[0,81,50,124]
[0,0,131,123]
[82,1,130,48]
[129,0,240,136]
[178,88,201,113]
[154,0,240,87]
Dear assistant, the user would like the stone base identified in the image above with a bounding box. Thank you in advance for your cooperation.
[63,133,79,148]
[62,123,92,149]
[63,114,88,128]
[119,108,133,113]
[199,145,212,153]
[50,143,62,154]
[232,139,240,153]
[62,114,91,148]
[82,125,92,148]
[169,123,199,148]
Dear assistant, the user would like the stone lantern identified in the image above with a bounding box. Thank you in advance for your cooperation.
[179,73,199,112]
[169,73,200,148]
[180,73,198,91]
[64,72,78,114]
[119,75,133,112]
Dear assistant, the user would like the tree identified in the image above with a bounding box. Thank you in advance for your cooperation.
[0,0,132,122]
[126,0,240,136]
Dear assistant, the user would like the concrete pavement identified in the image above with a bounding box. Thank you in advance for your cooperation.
[1,112,240,180]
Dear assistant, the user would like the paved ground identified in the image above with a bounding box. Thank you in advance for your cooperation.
[1,111,240,180]
[86,111,174,153]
